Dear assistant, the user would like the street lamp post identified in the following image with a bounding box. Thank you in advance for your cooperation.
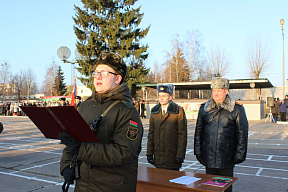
[57,46,82,85]
[280,19,285,99]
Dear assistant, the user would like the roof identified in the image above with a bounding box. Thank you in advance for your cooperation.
[134,78,273,90]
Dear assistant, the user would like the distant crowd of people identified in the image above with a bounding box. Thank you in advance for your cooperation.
[1,96,82,116]
[271,96,288,122]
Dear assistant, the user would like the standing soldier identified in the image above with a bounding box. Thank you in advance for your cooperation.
[146,84,187,171]
[140,100,146,119]
[75,96,82,111]
[58,52,143,192]
[59,98,67,106]
[194,77,249,192]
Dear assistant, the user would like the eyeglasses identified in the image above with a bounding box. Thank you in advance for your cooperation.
[92,71,118,78]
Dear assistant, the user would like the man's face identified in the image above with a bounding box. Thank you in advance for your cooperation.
[212,89,228,103]
[158,92,172,106]
[60,100,65,105]
[76,99,80,103]
[94,64,122,93]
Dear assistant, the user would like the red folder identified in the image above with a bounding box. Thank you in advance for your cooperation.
[20,106,98,142]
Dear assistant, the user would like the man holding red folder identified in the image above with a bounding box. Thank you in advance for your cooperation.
[58,52,143,192]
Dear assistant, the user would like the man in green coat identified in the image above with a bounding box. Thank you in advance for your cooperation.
[146,84,187,171]
[58,52,143,192]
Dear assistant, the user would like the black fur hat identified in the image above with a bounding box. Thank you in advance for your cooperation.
[94,52,127,80]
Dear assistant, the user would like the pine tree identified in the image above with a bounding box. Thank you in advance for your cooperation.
[73,0,150,90]
[53,66,67,96]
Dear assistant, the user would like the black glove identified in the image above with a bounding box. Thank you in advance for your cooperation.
[234,159,244,164]
[62,166,75,184]
[175,157,184,164]
[58,132,81,154]
[147,155,154,165]
[196,155,203,164]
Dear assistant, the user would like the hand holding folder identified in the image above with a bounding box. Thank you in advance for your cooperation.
[20,106,98,142]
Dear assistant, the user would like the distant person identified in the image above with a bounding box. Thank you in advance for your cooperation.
[132,98,140,114]
[140,100,146,119]
[75,96,82,110]
[2,103,7,116]
[59,98,67,106]
[13,103,19,116]
[271,98,279,123]
[9,103,14,115]
[5,102,10,116]
[278,99,287,121]
[194,77,249,192]
[146,84,187,171]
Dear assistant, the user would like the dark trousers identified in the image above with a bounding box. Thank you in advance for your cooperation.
[206,167,234,192]
[272,113,278,122]
[280,112,286,121]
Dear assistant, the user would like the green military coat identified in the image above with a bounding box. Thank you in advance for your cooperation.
[147,100,187,170]
[60,83,143,192]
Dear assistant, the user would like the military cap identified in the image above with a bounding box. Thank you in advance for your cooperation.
[94,52,127,80]
[59,97,66,101]
[210,77,229,89]
[75,96,81,100]
[157,84,174,94]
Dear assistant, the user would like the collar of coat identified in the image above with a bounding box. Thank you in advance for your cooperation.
[204,95,235,112]
[151,100,179,114]
[90,83,132,104]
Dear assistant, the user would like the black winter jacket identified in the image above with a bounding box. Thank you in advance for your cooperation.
[194,95,249,169]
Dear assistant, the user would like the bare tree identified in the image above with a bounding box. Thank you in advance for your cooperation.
[208,46,230,77]
[0,62,12,102]
[147,61,162,83]
[245,35,271,78]
[163,35,189,83]
[185,30,205,81]
[23,68,37,102]
[41,61,57,96]
[11,70,25,102]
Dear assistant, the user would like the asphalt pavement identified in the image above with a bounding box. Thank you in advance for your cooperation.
[0,116,288,192]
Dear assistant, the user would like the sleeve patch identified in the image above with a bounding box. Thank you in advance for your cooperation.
[126,126,138,140]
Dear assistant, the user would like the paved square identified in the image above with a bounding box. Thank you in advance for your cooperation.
[1,116,288,191]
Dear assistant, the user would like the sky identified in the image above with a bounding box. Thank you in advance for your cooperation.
[1,0,288,91]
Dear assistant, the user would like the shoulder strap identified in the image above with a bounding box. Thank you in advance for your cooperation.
[102,100,121,116]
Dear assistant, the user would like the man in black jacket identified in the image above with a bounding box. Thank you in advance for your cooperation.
[194,77,248,192]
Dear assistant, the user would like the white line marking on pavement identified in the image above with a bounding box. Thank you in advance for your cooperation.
[256,168,263,176]
[0,171,75,187]
[267,155,273,160]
